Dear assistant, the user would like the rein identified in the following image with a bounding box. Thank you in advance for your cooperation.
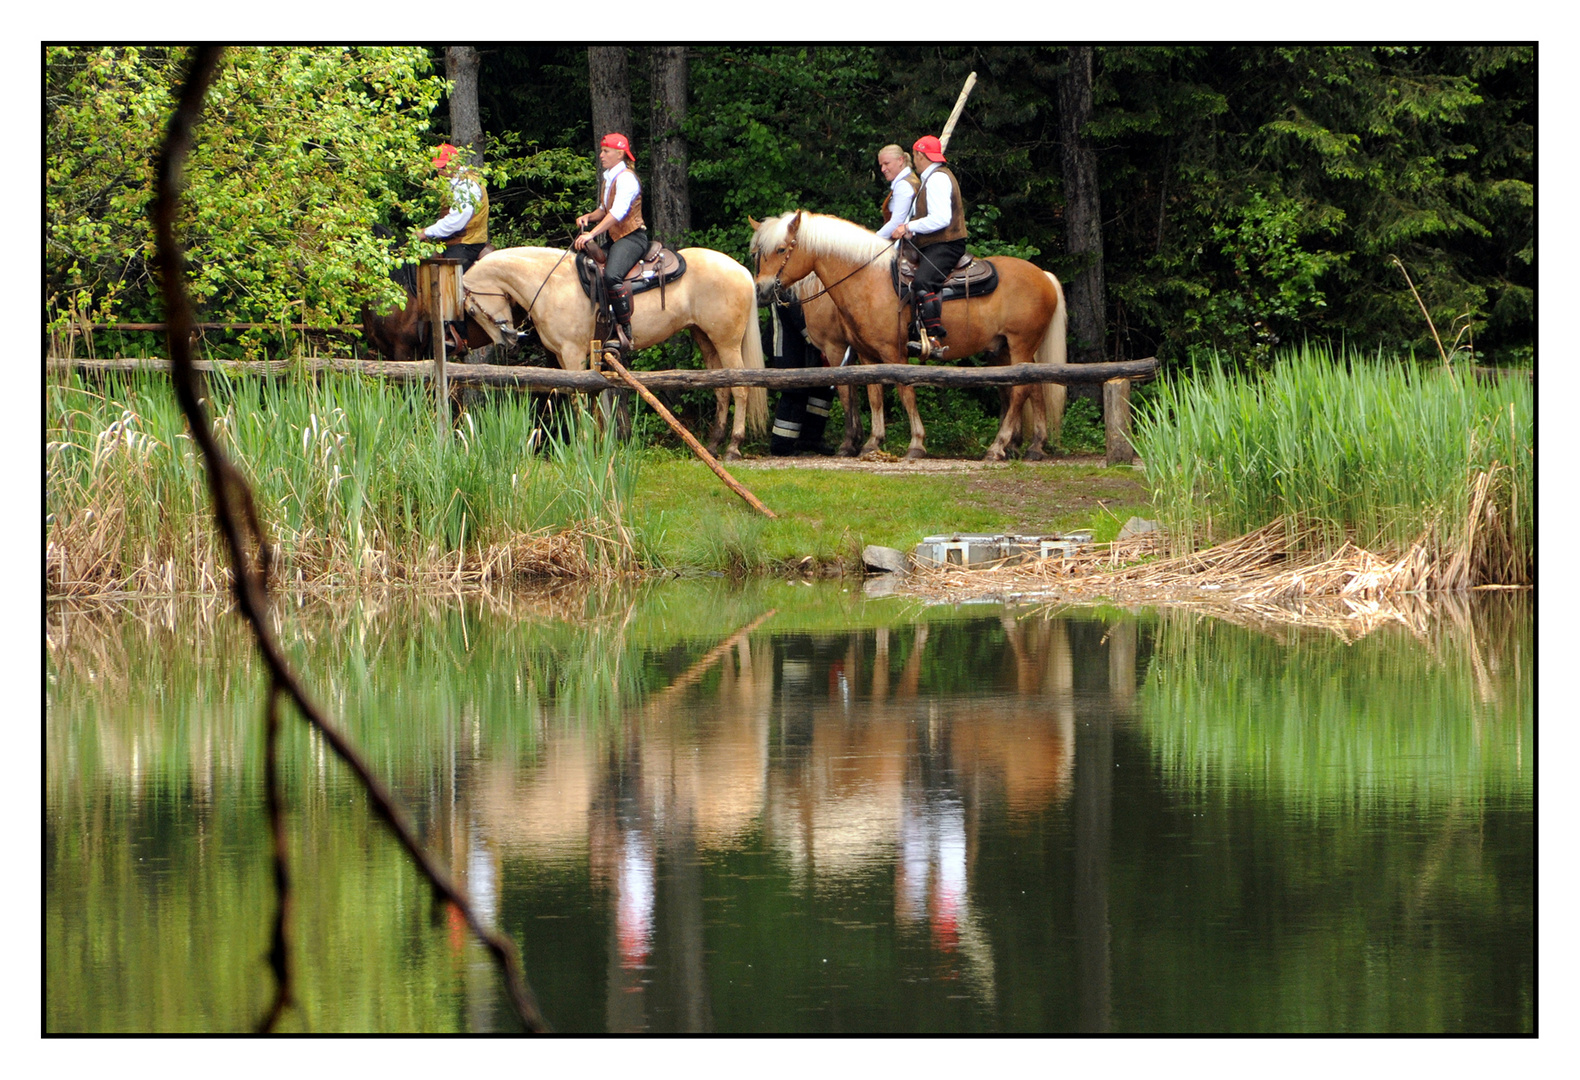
[464,245,574,336]
[769,239,898,307]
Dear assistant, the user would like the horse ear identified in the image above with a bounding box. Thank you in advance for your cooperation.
[747,215,761,230]
[787,211,803,236]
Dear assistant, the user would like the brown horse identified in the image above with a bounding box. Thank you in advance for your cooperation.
[463,246,768,460]
[750,211,1066,461]
[361,252,430,363]
[787,271,1067,457]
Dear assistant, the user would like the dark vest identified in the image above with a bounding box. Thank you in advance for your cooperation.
[599,166,645,240]
[909,166,967,246]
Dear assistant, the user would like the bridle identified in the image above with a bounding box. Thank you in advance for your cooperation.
[463,245,574,340]
[755,227,896,308]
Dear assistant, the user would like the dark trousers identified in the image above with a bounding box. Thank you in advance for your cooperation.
[764,299,834,455]
[601,229,649,289]
[911,238,967,296]
[441,241,488,273]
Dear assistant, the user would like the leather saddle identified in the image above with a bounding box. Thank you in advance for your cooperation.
[892,248,998,303]
[576,240,687,300]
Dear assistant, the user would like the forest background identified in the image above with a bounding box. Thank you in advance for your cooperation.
[45,44,1534,370]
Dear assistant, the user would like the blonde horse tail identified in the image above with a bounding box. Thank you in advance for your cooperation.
[1035,270,1069,444]
[739,279,770,434]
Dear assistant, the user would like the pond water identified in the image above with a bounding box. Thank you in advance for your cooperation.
[45,581,1533,1033]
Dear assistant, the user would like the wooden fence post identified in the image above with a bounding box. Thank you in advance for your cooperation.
[419,258,463,434]
[1103,377,1135,466]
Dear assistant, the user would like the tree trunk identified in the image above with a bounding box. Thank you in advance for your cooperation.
[588,47,634,154]
[1058,46,1108,365]
[649,46,691,244]
[445,47,484,166]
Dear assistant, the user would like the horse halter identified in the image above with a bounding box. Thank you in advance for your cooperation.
[761,231,799,305]
[463,287,521,339]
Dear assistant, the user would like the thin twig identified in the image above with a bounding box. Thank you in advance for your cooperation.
[153,45,548,1034]
[1391,256,1450,368]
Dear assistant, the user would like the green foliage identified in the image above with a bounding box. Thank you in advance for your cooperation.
[46,46,447,333]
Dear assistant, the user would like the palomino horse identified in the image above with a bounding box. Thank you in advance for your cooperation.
[463,246,769,460]
[750,211,1066,461]
[787,272,1067,457]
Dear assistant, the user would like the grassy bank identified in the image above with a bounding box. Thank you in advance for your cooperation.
[47,369,642,594]
[633,455,1150,573]
[1133,346,1533,587]
[47,368,1151,594]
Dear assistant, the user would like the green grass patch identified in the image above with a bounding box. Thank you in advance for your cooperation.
[632,450,1149,572]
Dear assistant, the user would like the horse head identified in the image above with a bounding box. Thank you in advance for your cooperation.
[749,211,811,306]
[461,272,521,348]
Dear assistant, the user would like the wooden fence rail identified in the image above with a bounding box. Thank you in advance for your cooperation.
[49,355,1159,390]
[49,355,1161,465]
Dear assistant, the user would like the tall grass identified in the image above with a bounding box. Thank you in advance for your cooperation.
[1133,345,1532,586]
[46,369,644,593]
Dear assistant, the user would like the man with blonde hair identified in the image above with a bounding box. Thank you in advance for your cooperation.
[875,144,919,241]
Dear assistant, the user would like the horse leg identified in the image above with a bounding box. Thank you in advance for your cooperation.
[861,377,887,456]
[835,385,863,457]
[726,385,752,461]
[985,384,1030,461]
[897,385,926,460]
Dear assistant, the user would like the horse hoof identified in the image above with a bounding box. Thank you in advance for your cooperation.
[837,445,860,458]
[1023,448,1047,463]
[725,449,743,462]
[904,448,927,462]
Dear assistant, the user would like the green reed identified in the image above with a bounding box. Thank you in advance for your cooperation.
[46,369,643,593]
[1132,345,1532,583]
[1139,597,1532,813]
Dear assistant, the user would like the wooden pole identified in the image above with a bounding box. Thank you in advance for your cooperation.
[429,269,449,433]
[939,71,978,153]
[1103,377,1135,466]
[598,347,778,519]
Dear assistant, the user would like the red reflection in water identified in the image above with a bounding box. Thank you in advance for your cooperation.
[616,831,655,969]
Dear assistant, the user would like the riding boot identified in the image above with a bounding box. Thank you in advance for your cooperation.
[607,282,635,356]
[919,291,948,339]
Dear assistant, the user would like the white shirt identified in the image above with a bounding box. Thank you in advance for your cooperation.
[907,163,956,236]
[424,174,482,239]
[600,161,640,221]
[876,168,918,240]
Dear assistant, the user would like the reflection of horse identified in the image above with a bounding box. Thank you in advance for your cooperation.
[463,246,769,460]
[750,211,1067,461]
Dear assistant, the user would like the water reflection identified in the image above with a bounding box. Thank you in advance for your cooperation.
[45,586,1533,1033]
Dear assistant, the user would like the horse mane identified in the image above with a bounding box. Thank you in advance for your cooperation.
[754,211,891,265]
[785,273,825,301]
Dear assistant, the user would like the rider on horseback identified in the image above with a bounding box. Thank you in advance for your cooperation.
[418,143,490,272]
[874,144,920,241]
[891,134,967,352]
[574,132,648,356]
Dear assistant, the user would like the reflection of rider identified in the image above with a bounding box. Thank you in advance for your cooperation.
[574,133,648,353]
[891,134,967,342]
[762,296,834,456]
[418,143,490,272]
